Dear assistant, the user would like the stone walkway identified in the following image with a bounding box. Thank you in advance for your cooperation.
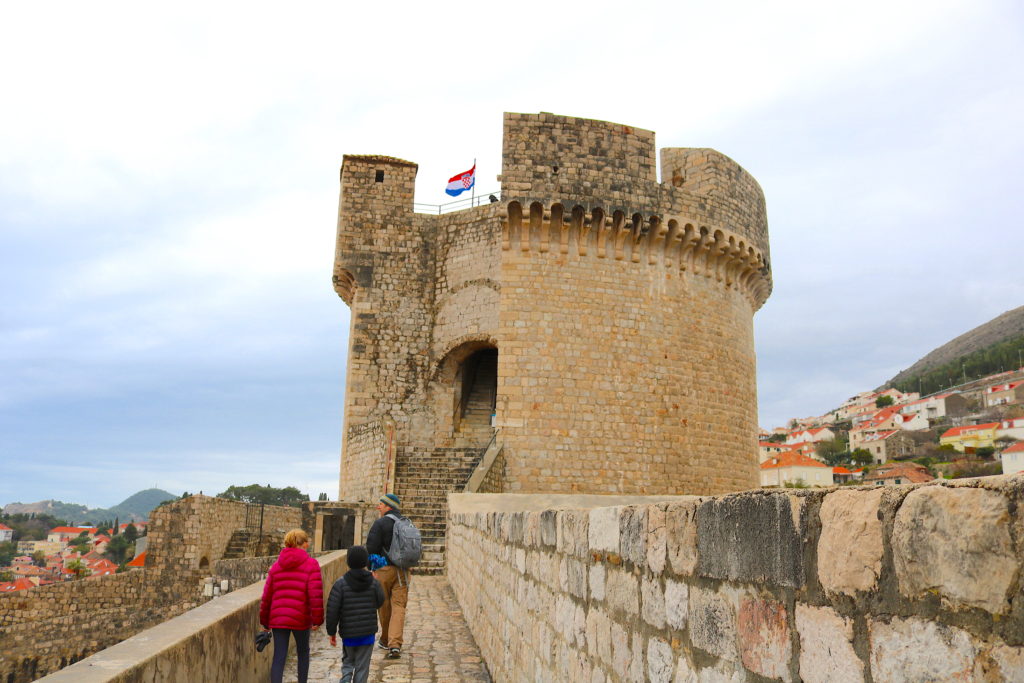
[285,575,491,682]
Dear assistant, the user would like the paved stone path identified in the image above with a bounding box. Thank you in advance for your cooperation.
[285,575,490,682]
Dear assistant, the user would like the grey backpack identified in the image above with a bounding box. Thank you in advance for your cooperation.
[386,513,422,568]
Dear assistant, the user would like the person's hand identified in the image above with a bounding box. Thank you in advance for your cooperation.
[329,634,337,647]
[312,624,320,631]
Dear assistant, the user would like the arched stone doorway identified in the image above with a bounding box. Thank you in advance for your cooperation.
[434,341,498,448]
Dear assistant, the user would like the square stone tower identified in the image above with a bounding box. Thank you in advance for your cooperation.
[333,112,772,505]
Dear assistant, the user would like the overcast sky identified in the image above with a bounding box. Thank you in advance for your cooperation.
[2,1,1021,508]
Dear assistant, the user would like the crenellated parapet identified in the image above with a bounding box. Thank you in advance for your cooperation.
[501,200,772,310]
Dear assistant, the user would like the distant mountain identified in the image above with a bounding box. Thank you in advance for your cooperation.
[2,488,177,524]
[884,306,1024,395]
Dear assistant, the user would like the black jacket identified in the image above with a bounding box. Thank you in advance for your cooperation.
[325,569,385,639]
[366,513,399,560]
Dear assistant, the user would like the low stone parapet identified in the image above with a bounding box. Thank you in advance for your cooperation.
[35,550,347,683]
[447,479,1024,682]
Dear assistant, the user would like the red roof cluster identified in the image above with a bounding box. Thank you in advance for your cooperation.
[941,422,1000,438]
[760,452,828,469]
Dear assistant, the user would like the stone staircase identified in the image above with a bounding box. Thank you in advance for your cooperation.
[395,447,488,574]
[454,350,497,448]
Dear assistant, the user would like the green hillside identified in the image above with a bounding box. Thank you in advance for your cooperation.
[2,488,177,524]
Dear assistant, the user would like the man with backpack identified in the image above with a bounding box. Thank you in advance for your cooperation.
[366,492,421,659]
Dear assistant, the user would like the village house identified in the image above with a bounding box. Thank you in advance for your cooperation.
[864,462,935,485]
[849,406,929,450]
[0,523,12,543]
[986,381,1024,407]
[898,392,969,420]
[832,466,856,484]
[760,451,833,487]
[785,426,835,446]
[998,417,1024,441]
[1002,441,1024,476]
[856,430,919,464]
[940,422,1001,452]
[47,526,94,544]
[757,440,793,464]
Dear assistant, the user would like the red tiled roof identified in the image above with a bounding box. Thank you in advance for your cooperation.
[126,551,147,568]
[833,466,852,474]
[864,463,934,483]
[760,452,829,469]
[50,526,90,534]
[0,523,12,531]
[1003,442,1024,454]
[941,422,1000,438]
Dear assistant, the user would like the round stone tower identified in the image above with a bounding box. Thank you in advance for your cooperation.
[333,112,771,501]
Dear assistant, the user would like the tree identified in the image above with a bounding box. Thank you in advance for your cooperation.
[875,395,895,408]
[317,492,329,502]
[0,570,13,582]
[66,559,89,579]
[71,532,92,555]
[103,535,135,565]
[851,448,874,467]
[122,523,139,543]
[31,550,46,567]
[765,433,786,444]
[816,439,849,466]
[0,541,16,567]
[217,484,309,508]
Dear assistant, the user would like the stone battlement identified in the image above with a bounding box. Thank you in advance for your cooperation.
[447,476,1024,681]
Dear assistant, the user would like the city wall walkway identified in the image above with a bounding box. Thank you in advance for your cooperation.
[286,575,490,683]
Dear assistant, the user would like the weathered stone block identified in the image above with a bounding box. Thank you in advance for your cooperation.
[666,500,700,577]
[665,579,688,631]
[590,562,606,602]
[589,506,621,554]
[695,492,803,587]
[795,604,861,683]
[869,616,978,681]
[893,486,1016,612]
[641,576,666,628]
[688,585,737,662]
[647,504,667,574]
[557,509,589,558]
[587,605,613,666]
[604,567,639,616]
[620,506,647,566]
[647,636,674,683]
[818,488,884,596]
[737,596,790,681]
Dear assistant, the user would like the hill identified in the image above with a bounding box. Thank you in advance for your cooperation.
[2,488,177,524]
[884,306,1024,394]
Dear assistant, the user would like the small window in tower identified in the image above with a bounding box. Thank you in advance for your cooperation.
[375,170,385,183]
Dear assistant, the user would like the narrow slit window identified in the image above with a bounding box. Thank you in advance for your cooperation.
[375,170,385,183]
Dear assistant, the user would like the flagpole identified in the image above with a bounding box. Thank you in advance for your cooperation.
[472,158,476,207]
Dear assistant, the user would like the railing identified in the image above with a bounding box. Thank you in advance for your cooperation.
[414,190,501,215]
[244,504,264,535]
[464,430,503,493]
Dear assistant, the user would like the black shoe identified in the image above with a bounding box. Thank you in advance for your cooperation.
[377,639,389,650]
[386,648,401,659]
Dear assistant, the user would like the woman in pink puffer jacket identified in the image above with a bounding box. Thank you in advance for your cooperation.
[259,529,324,683]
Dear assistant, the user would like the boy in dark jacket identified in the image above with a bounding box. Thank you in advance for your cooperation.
[326,545,386,683]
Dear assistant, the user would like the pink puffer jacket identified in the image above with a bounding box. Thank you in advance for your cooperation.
[259,547,324,630]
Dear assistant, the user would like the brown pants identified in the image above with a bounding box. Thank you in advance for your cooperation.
[375,565,409,649]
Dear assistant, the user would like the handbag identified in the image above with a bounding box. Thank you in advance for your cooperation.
[255,630,272,652]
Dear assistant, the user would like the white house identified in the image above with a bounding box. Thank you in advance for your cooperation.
[0,523,12,543]
[1000,442,1024,476]
[760,451,833,487]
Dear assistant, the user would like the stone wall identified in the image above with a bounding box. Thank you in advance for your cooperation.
[0,495,303,682]
[447,479,1024,682]
[35,550,348,683]
[0,567,204,682]
[146,494,302,574]
[340,420,390,502]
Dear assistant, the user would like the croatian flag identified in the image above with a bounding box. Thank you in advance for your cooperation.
[445,164,476,197]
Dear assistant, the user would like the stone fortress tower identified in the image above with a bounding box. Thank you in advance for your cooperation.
[333,113,772,550]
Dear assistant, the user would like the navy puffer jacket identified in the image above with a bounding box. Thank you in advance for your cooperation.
[325,569,385,639]
[259,547,324,630]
